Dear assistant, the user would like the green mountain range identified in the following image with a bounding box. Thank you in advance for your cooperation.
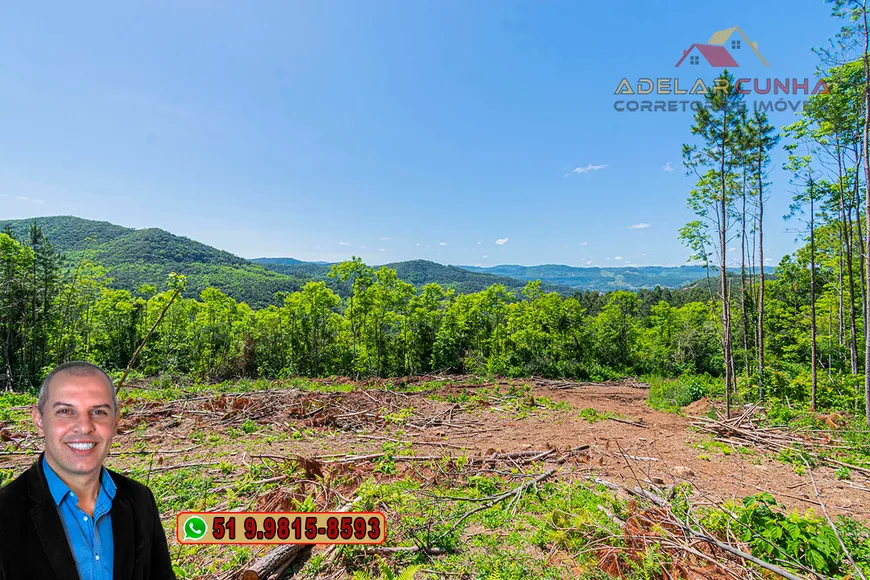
[458,263,773,291]
[1,216,301,307]
[251,258,571,295]
[0,216,569,305]
[1,216,753,307]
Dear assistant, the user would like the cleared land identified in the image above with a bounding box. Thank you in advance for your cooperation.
[1,376,867,579]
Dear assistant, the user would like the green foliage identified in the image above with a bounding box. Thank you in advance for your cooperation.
[461,263,761,293]
[351,561,423,580]
[0,218,737,389]
[647,375,717,412]
[703,493,862,576]
[578,407,610,422]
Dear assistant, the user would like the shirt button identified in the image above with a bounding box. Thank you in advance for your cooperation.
[83,516,89,521]
[95,555,100,561]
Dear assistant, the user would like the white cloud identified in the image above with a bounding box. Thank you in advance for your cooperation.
[360,246,367,249]
[338,241,351,246]
[606,257,612,260]
[627,223,650,229]
[580,241,588,246]
[478,241,482,245]
[585,260,592,265]
[379,248,386,252]
[0,193,7,197]
[11,195,45,204]
[482,255,488,259]
[380,237,390,241]
[495,238,509,245]
[663,162,674,172]
[416,243,421,246]
[614,256,624,260]
[728,247,737,251]
[439,242,447,246]
[567,163,608,176]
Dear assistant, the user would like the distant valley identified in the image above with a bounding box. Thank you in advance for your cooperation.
[1,216,769,307]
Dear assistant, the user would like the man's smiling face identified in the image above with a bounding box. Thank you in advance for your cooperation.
[32,371,118,482]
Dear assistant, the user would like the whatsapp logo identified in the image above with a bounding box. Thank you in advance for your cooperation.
[183,516,208,541]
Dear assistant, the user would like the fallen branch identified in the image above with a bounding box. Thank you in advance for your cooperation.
[692,533,807,580]
[108,445,202,456]
[116,277,185,392]
[621,454,659,462]
[241,544,306,580]
[240,496,360,580]
[136,461,222,474]
[441,469,556,538]
[607,416,648,428]
[802,455,867,580]
[591,475,811,580]
[361,546,448,556]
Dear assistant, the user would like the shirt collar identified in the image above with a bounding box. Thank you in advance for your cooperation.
[42,455,117,506]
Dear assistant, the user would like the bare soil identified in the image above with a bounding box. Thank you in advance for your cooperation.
[2,377,868,577]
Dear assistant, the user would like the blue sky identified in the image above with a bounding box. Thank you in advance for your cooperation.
[0,0,845,268]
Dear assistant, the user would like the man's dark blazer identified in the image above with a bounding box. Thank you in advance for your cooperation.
[0,454,176,580]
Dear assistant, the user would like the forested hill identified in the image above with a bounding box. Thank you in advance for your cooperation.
[253,258,574,295]
[0,216,303,307]
[1,216,740,308]
[386,259,567,294]
[459,263,775,291]
[1,217,571,306]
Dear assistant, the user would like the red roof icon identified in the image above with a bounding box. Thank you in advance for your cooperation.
[675,44,739,67]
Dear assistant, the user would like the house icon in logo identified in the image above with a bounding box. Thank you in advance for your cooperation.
[675,26,769,68]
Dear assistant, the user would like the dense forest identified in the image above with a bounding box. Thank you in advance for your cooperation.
[0,231,722,387]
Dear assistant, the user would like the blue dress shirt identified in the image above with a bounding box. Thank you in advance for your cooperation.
[42,456,116,580]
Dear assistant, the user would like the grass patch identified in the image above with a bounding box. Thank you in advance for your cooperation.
[693,437,733,456]
[428,383,571,420]
[339,470,628,578]
[646,375,721,413]
[0,392,36,424]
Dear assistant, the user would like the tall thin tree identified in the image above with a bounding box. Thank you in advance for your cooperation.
[682,71,746,418]
[747,111,779,401]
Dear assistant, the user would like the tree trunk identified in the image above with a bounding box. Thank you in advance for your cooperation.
[857,128,868,337]
[741,171,751,379]
[839,227,845,355]
[722,157,733,419]
[116,285,183,392]
[811,180,817,411]
[862,0,870,426]
[757,144,766,402]
[854,165,867,325]
[838,138,860,375]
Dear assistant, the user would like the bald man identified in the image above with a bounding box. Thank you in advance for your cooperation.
[0,361,175,580]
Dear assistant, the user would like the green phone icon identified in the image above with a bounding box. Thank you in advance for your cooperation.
[183,516,208,541]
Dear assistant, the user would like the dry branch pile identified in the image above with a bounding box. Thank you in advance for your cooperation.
[692,406,870,479]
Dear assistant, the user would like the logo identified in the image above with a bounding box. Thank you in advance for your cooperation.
[675,26,769,68]
[612,25,826,113]
[183,516,208,541]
